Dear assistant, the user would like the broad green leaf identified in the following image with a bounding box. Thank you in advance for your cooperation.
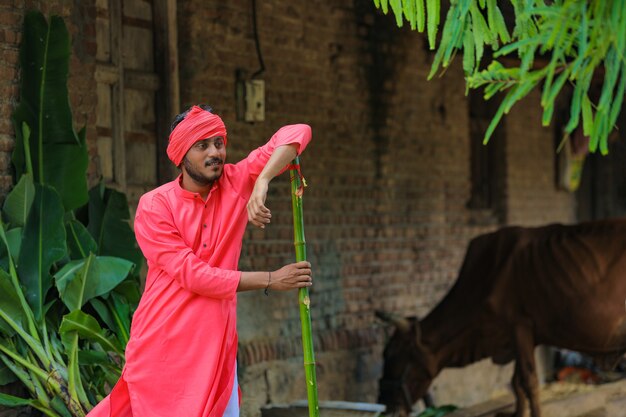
[66,219,97,260]
[11,12,88,210]
[0,225,21,272]
[2,173,34,227]
[18,184,66,321]
[109,292,132,345]
[0,353,34,393]
[0,269,26,337]
[59,328,89,409]
[0,392,35,407]
[87,184,143,271]
[45,141,89,211]
[44,297,67,332]
[89,298,116,333]
[5,228,22,262]
[55,254,133,311]
[90,295,132,347]
[113,280,141,306]
[50,396,73,417]
[78,350,109,366]
[60,310,124,356]
[0,360,17,385]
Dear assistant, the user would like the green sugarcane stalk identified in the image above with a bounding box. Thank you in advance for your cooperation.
[289,156,319,417]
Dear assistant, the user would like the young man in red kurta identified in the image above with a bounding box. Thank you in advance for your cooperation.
[87,105,313,417]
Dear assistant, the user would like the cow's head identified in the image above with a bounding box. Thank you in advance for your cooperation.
[376,311,437,417]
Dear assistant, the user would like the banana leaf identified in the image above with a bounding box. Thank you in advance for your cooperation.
[0,269,26,337]
[11,11,88,211]
[0,173,34,270]
[0,360,17,385]
[17,184,66,321]
[55,254,134,312]
[0,11,143,415]
[59,329,89,413]
[60,310,124,357]
[86,184,142,270]
[65,220,97,260]
[3,173,35,228]
[0,228,22,273]
[89,292,132,347]
[0,392,37,407]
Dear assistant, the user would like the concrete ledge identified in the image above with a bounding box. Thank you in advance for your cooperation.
[447,379,626,417]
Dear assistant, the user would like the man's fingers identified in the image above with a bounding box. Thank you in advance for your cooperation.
[247,203,272,228]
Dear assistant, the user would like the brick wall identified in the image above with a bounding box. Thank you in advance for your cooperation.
[0,0,579,416]
[178,1,576,415]
[504,90,576,225]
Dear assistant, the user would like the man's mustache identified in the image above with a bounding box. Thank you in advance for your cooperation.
[204,158,223,167]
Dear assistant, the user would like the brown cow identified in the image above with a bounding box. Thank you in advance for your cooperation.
[377,219,626,417]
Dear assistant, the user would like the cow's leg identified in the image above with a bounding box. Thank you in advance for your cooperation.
[511,359,527,417]
[495,361,525,417]
[514,324,541,417]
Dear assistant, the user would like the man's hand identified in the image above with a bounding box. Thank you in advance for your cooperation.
[246,144,298,228]
[269,261,312,291]
[247,179,271,228]
[237,261,312,292]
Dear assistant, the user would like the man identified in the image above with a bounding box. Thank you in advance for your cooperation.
[87,104,313,417]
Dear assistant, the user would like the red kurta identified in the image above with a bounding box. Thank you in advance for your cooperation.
[87,124,311,417]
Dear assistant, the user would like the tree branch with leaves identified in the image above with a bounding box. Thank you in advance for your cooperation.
[373,0,626,154]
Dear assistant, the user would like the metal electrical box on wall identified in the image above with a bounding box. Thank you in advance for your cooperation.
[244,79,265,122]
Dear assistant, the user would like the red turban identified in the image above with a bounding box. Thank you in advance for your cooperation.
[167,106,228,166]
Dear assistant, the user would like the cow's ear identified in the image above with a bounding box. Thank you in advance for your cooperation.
[375,310,411,333]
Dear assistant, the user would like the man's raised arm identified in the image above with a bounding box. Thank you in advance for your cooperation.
[246,143,298,228]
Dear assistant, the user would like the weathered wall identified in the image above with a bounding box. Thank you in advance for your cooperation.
[0,0,580,416]
[176,1,576,415]
[505,91,576,225]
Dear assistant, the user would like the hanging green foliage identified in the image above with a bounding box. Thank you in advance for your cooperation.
[0,11,143,417]
[372,0,626,154]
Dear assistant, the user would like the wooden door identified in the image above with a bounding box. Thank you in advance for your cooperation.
[95,0,179,207]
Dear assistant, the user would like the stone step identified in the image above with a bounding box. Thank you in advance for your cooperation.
[446,379,626,417]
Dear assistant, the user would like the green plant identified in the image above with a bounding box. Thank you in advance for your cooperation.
[373,0,625,154]
[0,11,142,417]
[417,404,458,417]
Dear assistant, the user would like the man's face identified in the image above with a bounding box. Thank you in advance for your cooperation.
[181,136,226,186]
